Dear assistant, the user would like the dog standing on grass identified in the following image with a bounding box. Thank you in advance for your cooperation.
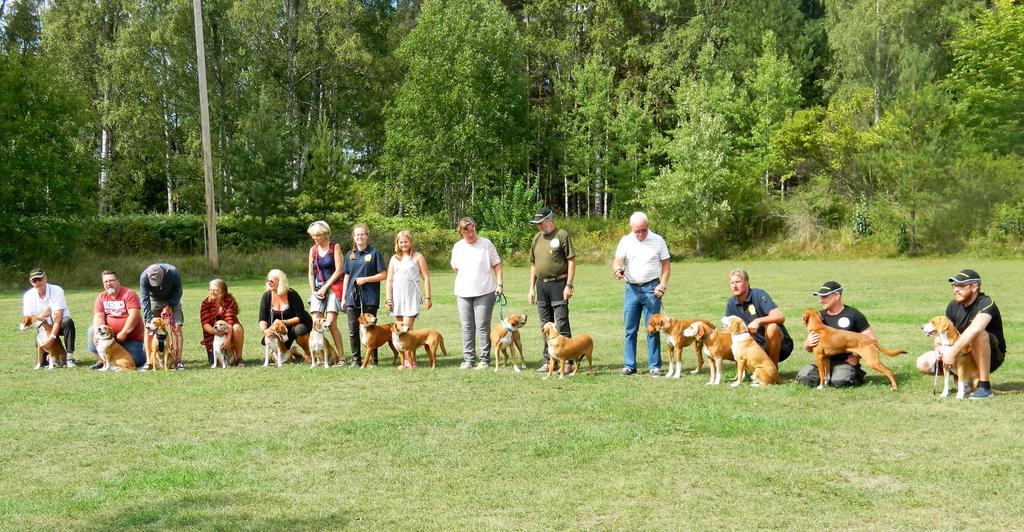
[647,314,712,378]
[542,322,593,379]
[490,313,528,372]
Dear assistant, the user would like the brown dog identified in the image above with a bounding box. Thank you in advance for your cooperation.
[145,317,175,370]
[20,315,68,369]
[490,313,528,372]
[647,314,712,378]
[802,308,905,390]
[391,323,448,369]
[93,325,137,371]
[722,316,780,387]
[357,313,399,368]
[922,315,979,399]
[682,320,735,385]
[542,322,593,380]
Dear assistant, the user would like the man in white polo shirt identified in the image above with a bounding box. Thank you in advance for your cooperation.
[612,212,670,376]
[22,267,78,367]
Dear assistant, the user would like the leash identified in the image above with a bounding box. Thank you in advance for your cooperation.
[355,283,366,315]
[495,291,508,321]
[932,358,940,395]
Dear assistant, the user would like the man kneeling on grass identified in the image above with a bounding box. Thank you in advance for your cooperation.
[796,281,873,388]
[915,268,1006,400]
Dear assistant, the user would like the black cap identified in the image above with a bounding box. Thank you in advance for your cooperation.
[812,281,842,296]
[529,207,553,224]
[948,268,981,285]
[28,267,46,280]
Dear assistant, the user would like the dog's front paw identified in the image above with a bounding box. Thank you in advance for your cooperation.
[816,384,825,390]
[33,364,41,370]
[940,390,950,398]
[513,365,521,373]
[956,392,967,400]
[730,380,741,388]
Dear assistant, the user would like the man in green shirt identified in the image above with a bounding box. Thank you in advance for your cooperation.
[527,207,577,372]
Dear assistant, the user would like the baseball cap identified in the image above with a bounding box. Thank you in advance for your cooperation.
[948,268,981,285]
[812,281,842,296]
[529,207,553,224]
[146,265,165,287]
[28,267,46,281]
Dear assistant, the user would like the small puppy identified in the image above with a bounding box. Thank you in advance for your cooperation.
[490,313,528,372]
[802,308,904,390]
[922,315,979,399]
[308,317,341,368]
[391,323,448,368]
[722,316,780,387]
[145,317,174,370]
[682,321,735,385]
[20,315,68,369]
[210,320,232,369]
[93,325,136,371]
[646,314,712,378]
[357,313,399,368]
[263,320,291,367]
[542,321,593,380]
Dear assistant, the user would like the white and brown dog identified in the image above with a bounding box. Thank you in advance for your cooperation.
[922,315,979,399]
[145,317,175,370]
[309,317,342,368]
[490,313,528,372]
[646,314,712,378]
[722,315,780,387]
[682,320,735,385]
[542,322,593,379]
[210,320,233,369]
[263,320,291,367]
[391,323,448,369]
[93,324,136,371]
[20,315,68,369]
[357,313,399,368]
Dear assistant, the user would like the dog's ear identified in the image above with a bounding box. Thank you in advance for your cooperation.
[663,316,672,328]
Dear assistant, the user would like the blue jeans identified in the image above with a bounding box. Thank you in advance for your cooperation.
[623,280,661,371]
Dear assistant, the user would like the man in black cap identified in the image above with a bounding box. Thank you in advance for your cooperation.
[527,207,576,372]
[22,268,77,368]
[796,281,874,388]
[139,263,185,370]
[916,268,1005,399]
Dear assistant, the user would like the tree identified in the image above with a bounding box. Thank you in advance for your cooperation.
[224,90,295,223]
[745,30,803,195]
[945,0,1024,156]
[295,114,357,218]
[383,0,528,224]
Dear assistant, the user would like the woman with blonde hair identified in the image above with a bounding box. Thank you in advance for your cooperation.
[306,220,346,366]
[199,278,245,366]
[450,217,503,370]
[258,269,312,360]
[386,230,432,368]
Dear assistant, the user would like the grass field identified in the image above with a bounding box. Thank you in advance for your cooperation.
[2,259,1023,530]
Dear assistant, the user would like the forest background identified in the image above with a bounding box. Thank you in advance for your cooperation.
[2,0,1023,287]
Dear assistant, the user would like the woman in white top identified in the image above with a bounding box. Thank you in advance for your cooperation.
[450,217,503,369]
[386,231,433,366]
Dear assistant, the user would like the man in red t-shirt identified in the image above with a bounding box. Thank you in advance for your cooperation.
[86,270,146,368]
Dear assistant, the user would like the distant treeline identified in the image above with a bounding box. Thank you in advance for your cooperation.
[1,0,1022,263]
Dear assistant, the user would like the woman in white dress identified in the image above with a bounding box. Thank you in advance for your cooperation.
[386,230,433,366]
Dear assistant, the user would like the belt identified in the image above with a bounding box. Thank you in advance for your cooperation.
[540,274,568,282]
[628,278,658,287]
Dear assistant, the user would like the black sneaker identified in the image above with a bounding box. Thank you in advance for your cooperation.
[969,387,994,400]
[620,367,636,376]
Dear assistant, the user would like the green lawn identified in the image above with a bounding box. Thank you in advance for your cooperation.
[2,259,1023,530]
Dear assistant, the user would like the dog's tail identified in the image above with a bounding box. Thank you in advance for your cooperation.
[438,336,449,358]
[877,345,907,357]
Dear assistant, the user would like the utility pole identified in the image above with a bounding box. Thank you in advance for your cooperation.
[193,0,218,270]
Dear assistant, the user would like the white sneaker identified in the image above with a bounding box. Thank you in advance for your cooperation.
[475,361,489,370]
[65,358,77,368]
[459,361,473,369]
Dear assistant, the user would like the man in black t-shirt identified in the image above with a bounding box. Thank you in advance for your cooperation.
[916,268,1006,400]
[796,281,874,388]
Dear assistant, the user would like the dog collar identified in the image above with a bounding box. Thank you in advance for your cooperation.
[501,319,515,332]
[730,332,752,342]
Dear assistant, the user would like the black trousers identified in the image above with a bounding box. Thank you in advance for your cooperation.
[536,279,571,364]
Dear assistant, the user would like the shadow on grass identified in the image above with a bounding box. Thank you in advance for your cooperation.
[88,494,349,530]
[993,380,1024,393]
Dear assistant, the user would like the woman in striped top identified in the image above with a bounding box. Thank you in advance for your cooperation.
[200,278,245,366]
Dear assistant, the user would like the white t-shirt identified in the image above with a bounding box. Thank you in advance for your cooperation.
[614,230,670,284]
[23,284,72,324]
[450,237,501,298]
